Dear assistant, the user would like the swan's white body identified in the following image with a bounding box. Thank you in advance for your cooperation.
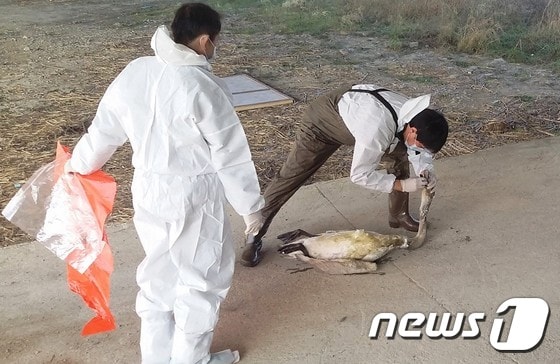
[278,188,435,274]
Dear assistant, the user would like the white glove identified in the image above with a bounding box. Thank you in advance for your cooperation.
[400,177,427,192]
[64,160,76,174]
[421,170,437,191]
[243,211,263,236]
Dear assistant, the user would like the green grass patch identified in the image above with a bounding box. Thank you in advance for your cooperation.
[454,60,472,68]
[206,0,560,71]
[552,60,560,73]
[515,95,535,103]
[125,4,178,27]
[213,0,345,35]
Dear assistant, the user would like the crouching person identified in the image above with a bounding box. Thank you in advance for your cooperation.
[241,84,448,267]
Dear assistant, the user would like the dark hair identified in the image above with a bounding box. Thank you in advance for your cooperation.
[409,108,448,153]
[171,3,221,45]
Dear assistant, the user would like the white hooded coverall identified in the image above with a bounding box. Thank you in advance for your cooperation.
[337,84,435,193]
[69,26,264,363]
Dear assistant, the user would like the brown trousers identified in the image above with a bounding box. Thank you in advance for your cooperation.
[256,86,410,239]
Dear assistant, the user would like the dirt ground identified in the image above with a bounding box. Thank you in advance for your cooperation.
[1,0,560,247]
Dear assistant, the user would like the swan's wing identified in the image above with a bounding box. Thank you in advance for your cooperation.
[294,254,378,275]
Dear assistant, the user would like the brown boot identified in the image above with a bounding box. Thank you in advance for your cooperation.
[388,191,419,232]
[240,235,263,267]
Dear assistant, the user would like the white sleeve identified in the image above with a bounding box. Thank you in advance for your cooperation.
[70,92,128,175]
[192,80,264,216]
[350,143,396,193]
[339,92,397,193]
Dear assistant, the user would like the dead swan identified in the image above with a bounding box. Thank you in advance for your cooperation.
[277,187,435,274]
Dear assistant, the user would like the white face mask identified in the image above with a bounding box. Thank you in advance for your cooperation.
[406,141,432,156]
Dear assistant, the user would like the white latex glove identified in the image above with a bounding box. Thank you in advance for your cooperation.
[421,170,437,191]
[243,211,263,236]
[64,160,76,174]
[400,177,427,192]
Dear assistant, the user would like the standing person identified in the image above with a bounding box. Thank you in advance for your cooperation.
[65,3,264,363]
[241,84,448,267]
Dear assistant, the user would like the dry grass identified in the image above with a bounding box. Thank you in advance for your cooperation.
[457,17,501,54]
[1,3,560,247]
[340,0,560,62]
[540,0,560,31]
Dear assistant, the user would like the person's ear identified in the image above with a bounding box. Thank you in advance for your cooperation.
[199,34,210,49]
[187,35,206,55]
[404,125,417,139]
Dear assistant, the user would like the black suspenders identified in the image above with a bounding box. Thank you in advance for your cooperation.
[348,88,399,136]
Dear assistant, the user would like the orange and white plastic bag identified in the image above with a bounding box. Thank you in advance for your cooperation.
[2,142,117,335]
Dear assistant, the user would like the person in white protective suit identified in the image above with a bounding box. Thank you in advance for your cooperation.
[65,3,264,363]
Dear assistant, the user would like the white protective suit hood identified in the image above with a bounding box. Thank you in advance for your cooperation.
[150,25,212,70]
[396,94,431,132]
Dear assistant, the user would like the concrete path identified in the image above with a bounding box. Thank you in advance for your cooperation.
[1,137,559,363]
